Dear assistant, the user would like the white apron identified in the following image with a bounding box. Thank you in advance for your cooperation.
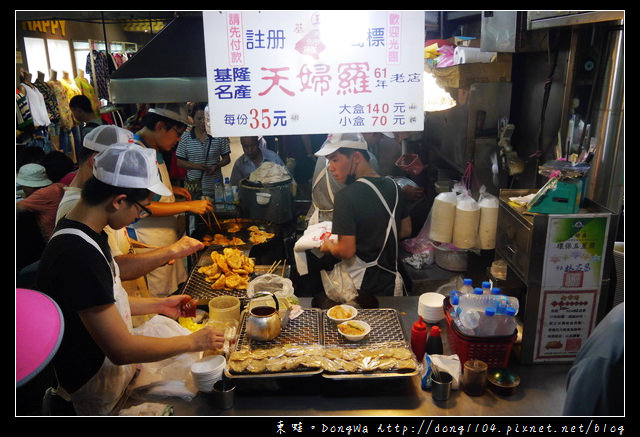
[49,228,137,416]
[333,178,405,296]
[308,162,336,226]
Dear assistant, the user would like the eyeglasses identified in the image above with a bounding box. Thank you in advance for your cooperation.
[134,201,152,218]
[171,126,186,137]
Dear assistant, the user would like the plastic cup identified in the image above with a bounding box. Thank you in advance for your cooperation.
[209,296,240,323]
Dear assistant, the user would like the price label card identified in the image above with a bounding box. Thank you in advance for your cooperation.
[203,10,425,137]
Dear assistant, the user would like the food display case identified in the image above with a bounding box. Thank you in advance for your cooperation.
[495,189,617,364]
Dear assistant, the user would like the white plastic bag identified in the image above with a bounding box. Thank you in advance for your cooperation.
[429,191,457,243]
[452,191,480,249]
[478,188,499,250]
[246,273,294,299]
[129,315,201,401]
[320,262,358,304]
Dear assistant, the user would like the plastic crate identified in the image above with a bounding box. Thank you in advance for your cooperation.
[443,297,516,369]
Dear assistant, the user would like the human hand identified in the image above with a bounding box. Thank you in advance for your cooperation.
[170,236,205,259]
[203,164,218,176]
[157,295,194,319]
[187,199,214,215]
[190,325,226,351]
[401,185,424,202]
[173,186,192,201]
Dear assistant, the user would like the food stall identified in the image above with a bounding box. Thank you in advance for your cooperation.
[16,10,624,422]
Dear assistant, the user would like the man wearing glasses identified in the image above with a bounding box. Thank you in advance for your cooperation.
[128,103,214,297]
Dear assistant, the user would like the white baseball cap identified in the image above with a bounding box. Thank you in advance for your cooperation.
[314,133,368,157]
[148,103,191,126]
[17,163,52,188]
[83,125,135,152]
[93,143,173,197]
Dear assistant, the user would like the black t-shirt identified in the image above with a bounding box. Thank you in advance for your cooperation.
[36,218,116,393]
[332,177,408,295]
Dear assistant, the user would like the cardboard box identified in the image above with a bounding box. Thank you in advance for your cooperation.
[427,53,512,89]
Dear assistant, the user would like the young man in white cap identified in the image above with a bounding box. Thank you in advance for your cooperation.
[55,125,204,312]
[37,143,225,416]
[317,134,412,297]
[129,103,214,296]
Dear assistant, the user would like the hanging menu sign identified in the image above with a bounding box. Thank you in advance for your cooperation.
[202,10,425,137]
[534,215,611,361]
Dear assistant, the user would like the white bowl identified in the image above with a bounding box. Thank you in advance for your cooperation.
[191,354,225,375]
[418,293,445,323]
[326,305,357,323]
[337,320,371,341]
[256,192,271,205]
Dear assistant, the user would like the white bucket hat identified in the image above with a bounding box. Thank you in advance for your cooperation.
[93,143,173,197]
[17,163,52,188]
[83,125,135,152]
[314,133,368,157]
[148,103,191,126]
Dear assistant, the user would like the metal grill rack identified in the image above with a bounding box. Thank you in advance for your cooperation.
[236,308,322,350]
[322,308,407,347]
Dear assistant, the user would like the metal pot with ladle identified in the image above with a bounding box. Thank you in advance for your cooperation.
[245,292,282,341]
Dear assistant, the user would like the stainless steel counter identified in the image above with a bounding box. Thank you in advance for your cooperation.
[120,296,572,417]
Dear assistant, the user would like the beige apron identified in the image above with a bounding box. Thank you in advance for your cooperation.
[49,228,137,416]
[333,178,405,296]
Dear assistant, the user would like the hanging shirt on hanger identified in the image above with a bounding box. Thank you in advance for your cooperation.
[75,75,101,116]
[20,82,51,127]
[34,78,60,123]
[86,50,110,101]
[47,80,74,131]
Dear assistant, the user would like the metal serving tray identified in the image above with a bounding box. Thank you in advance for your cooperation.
[225,308,324,379]
[225,308,418,380]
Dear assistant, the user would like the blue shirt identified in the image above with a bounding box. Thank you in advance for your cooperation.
[230,148,285,186]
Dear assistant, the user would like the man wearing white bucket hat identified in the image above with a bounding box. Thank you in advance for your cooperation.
[317,133,412,297]
[37,144,225,416]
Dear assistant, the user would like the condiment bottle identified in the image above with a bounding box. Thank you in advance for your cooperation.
[426,325,444,355]
[410,317,428,362]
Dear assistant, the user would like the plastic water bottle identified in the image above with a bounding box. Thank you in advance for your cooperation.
[460,278,474,295]
[493,306,517,336]
[491,287,502,295]
[475,307,497,336]
[456,293,519,331]
[214,179,224,211]
[449,290,461,316]
[223,177,234,211]
[482,281,492,295]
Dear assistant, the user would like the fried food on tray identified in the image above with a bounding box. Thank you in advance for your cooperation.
[198,248,255,290]
[247,226,275,244]
[227,344,418,374]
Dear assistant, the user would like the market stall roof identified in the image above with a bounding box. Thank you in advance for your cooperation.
[109,15,207,104]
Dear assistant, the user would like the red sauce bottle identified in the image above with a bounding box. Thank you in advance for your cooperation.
[411,317,428,361]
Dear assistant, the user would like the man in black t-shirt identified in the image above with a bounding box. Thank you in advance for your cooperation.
[317,134,411,296]
[36,144,225,415]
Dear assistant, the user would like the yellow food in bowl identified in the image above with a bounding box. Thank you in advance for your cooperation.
[329,305,353,320]
[338,321,366,335]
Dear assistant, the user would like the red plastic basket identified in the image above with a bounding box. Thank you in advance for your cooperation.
[443,297,516,369]
[395,153,424,176]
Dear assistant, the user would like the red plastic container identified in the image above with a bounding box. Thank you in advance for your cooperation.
[443,297,516,369]
[395,153,424,176]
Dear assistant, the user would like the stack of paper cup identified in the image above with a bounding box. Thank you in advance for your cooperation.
[418,293,446,324]
[191,355,226,393]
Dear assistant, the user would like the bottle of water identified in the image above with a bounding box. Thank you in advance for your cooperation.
[491,287,502,295]
[493,306,517,336]
[214,179,224,212]
[457,293,519,331]
[482,281,492,295]
[449,290,460,318]
[460,278,474,295]
[223,177,234,211]
[475,307,498,337]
